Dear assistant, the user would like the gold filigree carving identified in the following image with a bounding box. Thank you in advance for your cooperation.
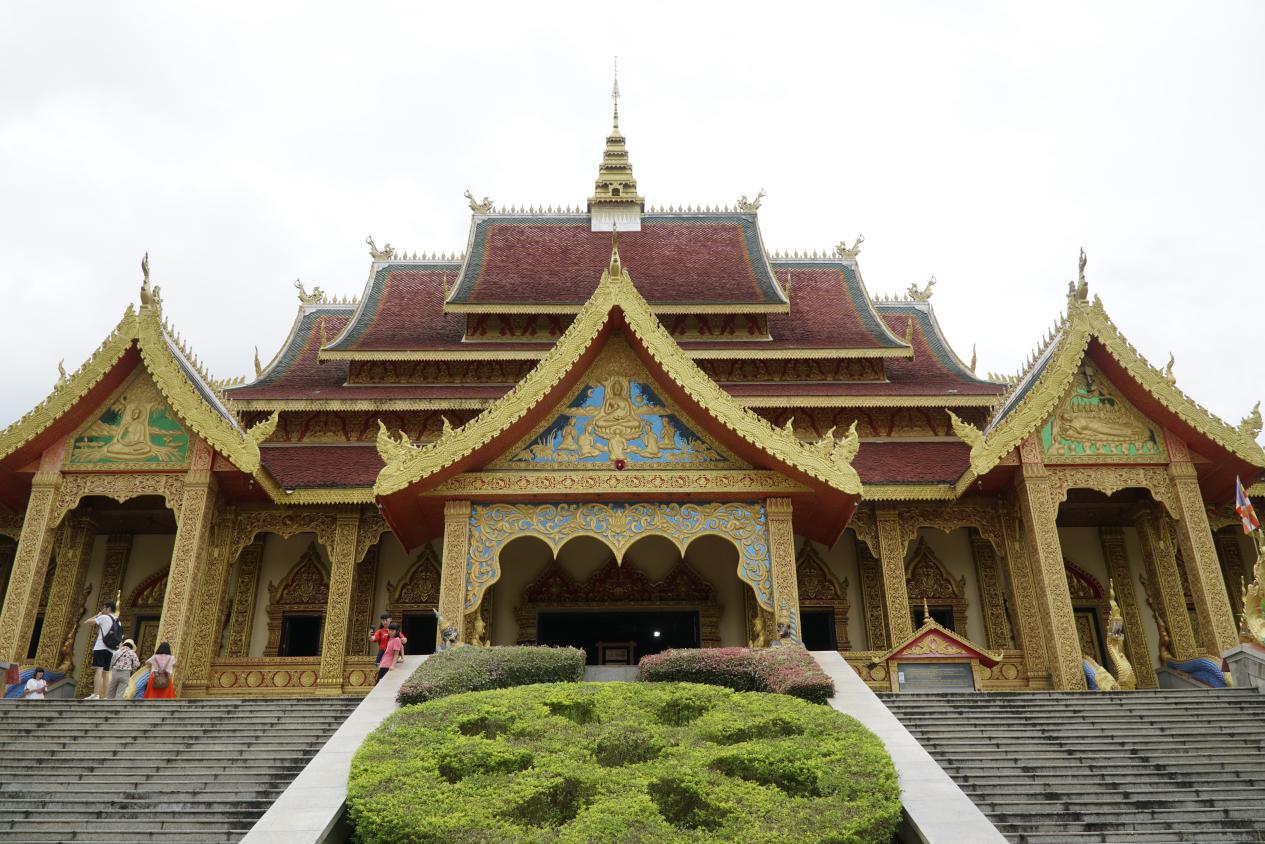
[428,470,807,498]
[264,542,329,657]
[1042,362,1163,462]
[970,530,1013,649]
[1098,526,1157,688]
[797,542,850,650]
[1105,579,1136,690]
[905,538,969,637]
[316,512,360,691]
[223,540,264,657]
[856,539,887,651]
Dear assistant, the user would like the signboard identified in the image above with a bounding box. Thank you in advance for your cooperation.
[895,661,976,693]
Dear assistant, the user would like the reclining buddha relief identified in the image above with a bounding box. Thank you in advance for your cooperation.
[1041,361,1163,462]
[494,342,744,470]
[67,372,190,468]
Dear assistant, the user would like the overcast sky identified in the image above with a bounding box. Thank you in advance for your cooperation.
[1,3,1262,441]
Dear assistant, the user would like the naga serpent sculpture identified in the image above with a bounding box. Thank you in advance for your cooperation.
[1242,534,1265,647]
[1105,579,1137,690]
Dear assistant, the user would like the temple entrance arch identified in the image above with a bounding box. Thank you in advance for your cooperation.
[511,533,726,664]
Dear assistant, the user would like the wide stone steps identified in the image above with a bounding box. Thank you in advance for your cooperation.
[881,689,1265,844]
[0,697,358,844]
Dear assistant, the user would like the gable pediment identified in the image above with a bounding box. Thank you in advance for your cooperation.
[66,370,192,470]
[1040,360,1164,463]
[489,340,748,471]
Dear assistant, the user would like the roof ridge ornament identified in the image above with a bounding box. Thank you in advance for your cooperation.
[1240,401,1262,439]
[835,234,864,259]
[608,225,622,278]
[366,236,396,261]
[907,275,936,302]
[138,252,162,310]
[1068,247,1089,304]
[464,190,494,214]
[294,278,326,306]
[589,58,644,231]
[736,189,765,213]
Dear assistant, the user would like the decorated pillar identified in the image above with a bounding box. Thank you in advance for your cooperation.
[875,506,913,643]
[315,509,362,694]
[1134,506,1198,659]
[1213,530,1247,621]
[997,502,1049,682]
[437,500,472,646]
[970,530,1013,650]
[35,517,96,667]
[223,539,264,657]
[181,510,236,697]
[1098,526,1158,688]
[0,440,66,666]
[157,439,217,672]
[1167,460,1239,654]
[1014,453,1085,690]
[0,541,16,611]
[76,534,131,696]
[855,538,888,650]
[345,544,380,657]
[766,497,802,639]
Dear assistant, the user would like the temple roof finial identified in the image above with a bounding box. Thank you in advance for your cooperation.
[609,224,622,278]
[589,58,643,232]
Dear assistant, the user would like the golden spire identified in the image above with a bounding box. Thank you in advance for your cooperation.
[589,57,643,230]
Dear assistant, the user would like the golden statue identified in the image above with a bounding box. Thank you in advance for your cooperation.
[907,275,936,302]
[1241,533,1265,646]
[575,421,602,458]
[559,418,580,452]
[638,419,662,458]
[471,612,489,647]
[1105,580,1136,690]
[748,609,770,648]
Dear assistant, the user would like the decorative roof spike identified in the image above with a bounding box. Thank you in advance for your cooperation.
[904,317,914,345]
[253,346,262,379]
[1238,402,1262,438]
[608,226,623,278]
[907,275,936,302]
[969,344,977,374]
[835,234,864,259]
[1068,246,1089,303]
[1163,353,1177,385]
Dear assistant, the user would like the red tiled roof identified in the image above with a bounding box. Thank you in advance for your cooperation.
[229,307,352,400]
[446,215,788,309]
[853,441,971,484]
[260,445,381,488]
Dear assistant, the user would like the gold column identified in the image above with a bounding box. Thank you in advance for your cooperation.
[35,517,95,666]
[856,538,888,650]
[1098,526,1157,688]
[157,439,217,672]
[1015,463,1085,690]
[1213,530,1247,620]
[181,512,236,697]
[315,510,361,693]
[875,506,913,643]
[76,535,131,696]
[1168,462,1238,654]
[223,539,264,657]
[438,500,472,646]
[998,504,1050,684]
[346,544,380,657]
[1134,506,1198,659]
[0,442,66,665]
[0,541,16,610]
[766,498,802,637]
[970,530,1013,650]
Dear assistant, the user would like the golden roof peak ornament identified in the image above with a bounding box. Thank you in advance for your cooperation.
[1163,352,1177,385]
[737,189,765,213]
[1239,401,1262,439]
[366,236,396,261]
[608,225,623,278]
[835,234,864,259]
[464,190,494,214]
[294,279,326,306]
[589,57,643,232]
[1068,247,1089,303]
[138,252,162,310]
[907,275,936,302]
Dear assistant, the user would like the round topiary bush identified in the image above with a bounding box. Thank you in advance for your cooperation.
[348,682,901,843]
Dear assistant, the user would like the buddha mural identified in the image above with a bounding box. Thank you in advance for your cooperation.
[68,377,189,465]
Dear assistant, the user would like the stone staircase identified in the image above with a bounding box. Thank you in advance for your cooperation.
[0,697,360,843]
[880,689,1265,844]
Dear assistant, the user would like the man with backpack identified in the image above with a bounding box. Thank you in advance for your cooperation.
[82,600,121,700]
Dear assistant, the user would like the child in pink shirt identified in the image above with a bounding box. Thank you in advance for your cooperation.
[376,624,405,684]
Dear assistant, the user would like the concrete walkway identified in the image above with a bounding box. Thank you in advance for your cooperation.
[239,654,425,844]
[810,651,1007,844]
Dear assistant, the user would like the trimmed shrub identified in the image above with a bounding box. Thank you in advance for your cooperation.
[638,647,836,704]
[349,682,900,843]
[396,645,585,705]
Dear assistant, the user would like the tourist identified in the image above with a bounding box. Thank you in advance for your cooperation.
[144,642,177,700]
[375,623,404,684]
[22,667,48,700]
[370,612,393,665]
[107,639,140,699]
[81,600,121,700]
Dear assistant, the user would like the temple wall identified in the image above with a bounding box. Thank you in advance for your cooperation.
[374,533,414,621]
[491,535,553,645]
[682,534,747,646]
[912,527,987,647]
[248,532,326,658]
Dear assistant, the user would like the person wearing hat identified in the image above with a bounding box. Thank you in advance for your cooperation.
[107,638,140,699]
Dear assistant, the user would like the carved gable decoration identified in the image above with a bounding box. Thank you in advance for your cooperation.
[1041,361,1164,463]
[876,615,1003,667]
[67,371,191,469]
[492,342,746,471]
[905,539,965,600]
[524,557,714,605]
[796,541,851,650]
[268,543,330,608]
[129,569,168,610]
[388,545,442,608]
[1064,559,1104,600]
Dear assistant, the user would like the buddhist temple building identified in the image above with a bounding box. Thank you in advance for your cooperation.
[1,86,1263,698]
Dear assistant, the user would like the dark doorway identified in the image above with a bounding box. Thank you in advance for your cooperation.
[800,609,836,651]
[536,610,699,665]
[912,605,954,631]
[279,614,323,657]
[400,613,438,655]
[27,615,44,660]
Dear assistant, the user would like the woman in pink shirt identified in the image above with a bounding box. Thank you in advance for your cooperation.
[376,624,404,684]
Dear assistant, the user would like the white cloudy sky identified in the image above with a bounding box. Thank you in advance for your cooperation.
[1,3,1262,439]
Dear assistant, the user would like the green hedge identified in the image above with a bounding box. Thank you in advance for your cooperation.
[350,681,900,843]
[396,645,585,705]
[637,647,836,704]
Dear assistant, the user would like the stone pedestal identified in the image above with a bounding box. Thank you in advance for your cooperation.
[1222,643,1265,693]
